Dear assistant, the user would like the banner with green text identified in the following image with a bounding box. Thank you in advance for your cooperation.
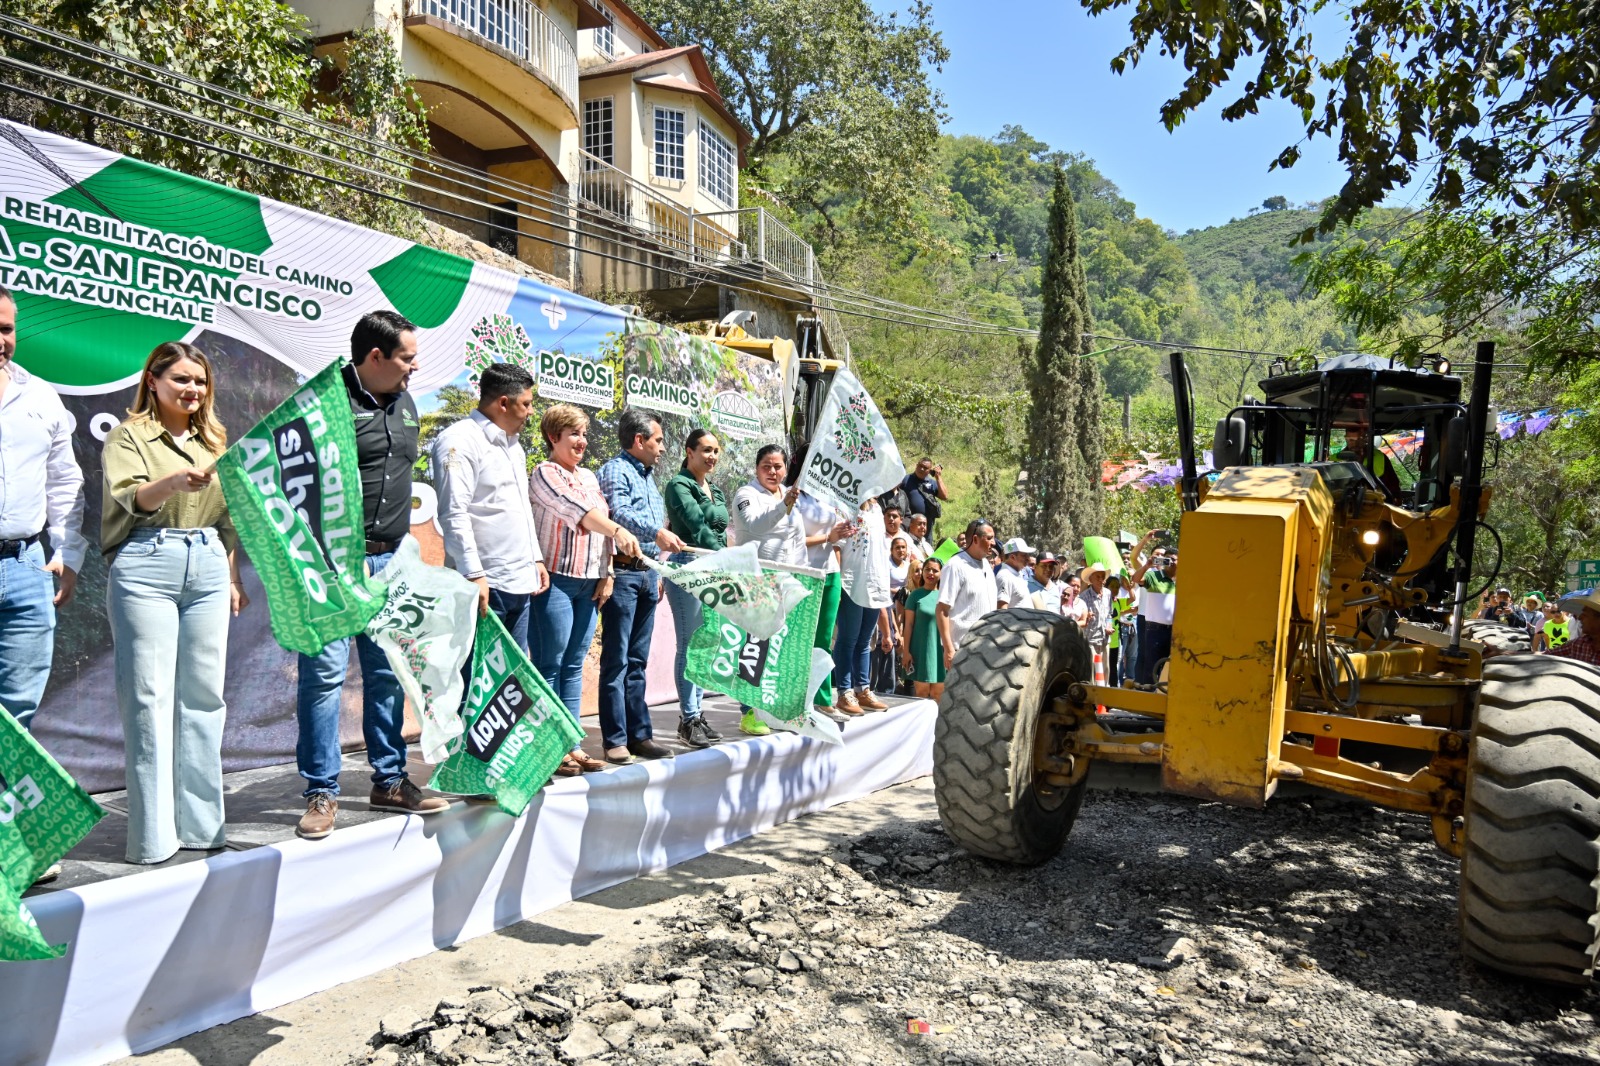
[0,706,103,961]
[429,613,585,816]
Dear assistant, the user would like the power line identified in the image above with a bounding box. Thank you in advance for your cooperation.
[0,18,1036,339]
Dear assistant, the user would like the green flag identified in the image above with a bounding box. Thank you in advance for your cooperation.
[429,612,585,816]
[216,359,387,655]
[684,573,841,744]
[0,707,104,960]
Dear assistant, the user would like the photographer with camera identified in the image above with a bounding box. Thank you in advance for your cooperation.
[900,457,949,534]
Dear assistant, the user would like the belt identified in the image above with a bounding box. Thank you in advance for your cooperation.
[366,539,400,555]
[0,533,40,559]
[612,554,651,571]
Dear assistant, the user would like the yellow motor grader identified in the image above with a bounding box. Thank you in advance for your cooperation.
[933,342,1600,986]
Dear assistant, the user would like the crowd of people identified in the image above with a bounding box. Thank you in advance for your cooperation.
[8,284,1600,876]
[1475,586,1599,662]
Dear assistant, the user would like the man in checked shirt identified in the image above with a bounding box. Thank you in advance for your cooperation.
[1550,591,1600,669]
[597,409,687,763]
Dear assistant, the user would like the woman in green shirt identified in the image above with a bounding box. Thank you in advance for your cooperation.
[102,342,247,864]
[899,557,946,698]
[662,428,729,746]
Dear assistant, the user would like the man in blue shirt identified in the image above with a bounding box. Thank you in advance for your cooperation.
[597,410,687,763]
[900,457,949,529]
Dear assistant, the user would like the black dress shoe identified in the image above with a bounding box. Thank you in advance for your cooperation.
[628,738,676,759]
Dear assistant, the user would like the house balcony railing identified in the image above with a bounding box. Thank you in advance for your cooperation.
[408,0,579,112]
[575,149,850,358]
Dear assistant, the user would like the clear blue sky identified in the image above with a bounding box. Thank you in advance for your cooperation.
[924,0,1348,234]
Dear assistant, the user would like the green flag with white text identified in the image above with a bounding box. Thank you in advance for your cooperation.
[429,613,586,816]
[684,573,841,745]
[0,706,104,961]
[216,359,387,655]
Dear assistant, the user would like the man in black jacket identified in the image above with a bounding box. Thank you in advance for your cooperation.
[293,311,450,840]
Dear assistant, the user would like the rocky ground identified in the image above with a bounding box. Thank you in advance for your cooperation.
[344,785,1600,1066]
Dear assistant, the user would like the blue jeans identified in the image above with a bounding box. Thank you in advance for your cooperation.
[833,596,878,693]
[664,551,704,719]
[488,587,535,658]
[531,573,598,742]
[107,528,230,863]
[0,542,56,731]
[599,568,658,749]
[296,550,407,797]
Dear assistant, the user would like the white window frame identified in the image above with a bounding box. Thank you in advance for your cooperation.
[583,97,614,167]
[592,4,615,58]
[653,106,685,182]
[698,120,737,207]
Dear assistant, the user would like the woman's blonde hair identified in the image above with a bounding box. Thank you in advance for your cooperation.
[540,403,588,447]
[127,342,227,454]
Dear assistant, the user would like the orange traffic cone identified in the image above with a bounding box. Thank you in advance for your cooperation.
[1093,646,1107,714]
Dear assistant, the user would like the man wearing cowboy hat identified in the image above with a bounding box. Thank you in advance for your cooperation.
[1550,591,1600,668]
[1076,561,1115,671]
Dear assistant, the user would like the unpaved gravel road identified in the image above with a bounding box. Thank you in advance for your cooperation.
[130,776,1600,1066]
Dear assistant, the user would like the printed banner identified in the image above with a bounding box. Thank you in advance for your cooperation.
[366,540,479,764]
[1,117,792,796]
[798,367,906,513]
[215,359,388,655]
[646,544,812,641]
[0,706,103,960]
[685,574,842,745]
[429,612,585,816]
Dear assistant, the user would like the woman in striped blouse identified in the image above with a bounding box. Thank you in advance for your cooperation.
[528,404,641,775]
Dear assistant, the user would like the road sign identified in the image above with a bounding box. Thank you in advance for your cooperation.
[1565,559,1600,592]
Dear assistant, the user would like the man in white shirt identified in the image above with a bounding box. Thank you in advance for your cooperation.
[431,362,549,655]
[996,536,1036,609]
[905,513,935,561]
[0,286,88,733]
[937,520,999,669]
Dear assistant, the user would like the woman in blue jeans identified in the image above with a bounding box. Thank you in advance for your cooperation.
[101,342,248,863]
[527,404,642,776]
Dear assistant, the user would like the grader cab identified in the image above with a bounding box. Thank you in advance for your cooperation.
[933,342,1600,986]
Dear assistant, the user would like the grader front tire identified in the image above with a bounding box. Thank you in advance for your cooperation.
[933,609,1093,866]
[1460,654,1600,985]
[1461,619,1533,657]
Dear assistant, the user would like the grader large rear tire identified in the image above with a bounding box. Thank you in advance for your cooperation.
[933,609,1092,865]
[1460,654,1600,985]
[1462,618,1532,656]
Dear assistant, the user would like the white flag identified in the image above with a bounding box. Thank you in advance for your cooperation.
[365,540,478,764]
[797,368,907,513]
[645,543,813,641]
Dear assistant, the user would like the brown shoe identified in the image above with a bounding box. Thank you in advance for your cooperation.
[835,690,863,716]
[856,688,888,711]
[628,738,675,760]
[369,778,450,815]
[297,793,338,839]
[569,751,609,773]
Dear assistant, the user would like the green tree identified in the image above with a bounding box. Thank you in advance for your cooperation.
[1083,0,1600,372]
[633,0,948,241]
[4,1,429,234]
[1022,168,1097,550]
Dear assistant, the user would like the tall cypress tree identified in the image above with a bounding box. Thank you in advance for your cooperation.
[1022,167,1095,551]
